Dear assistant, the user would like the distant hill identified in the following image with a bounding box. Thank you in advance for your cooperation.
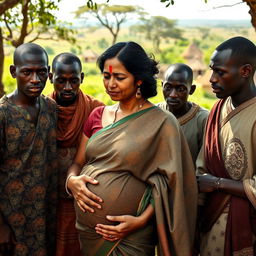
[177,19,251,28]
[71,18,251,29]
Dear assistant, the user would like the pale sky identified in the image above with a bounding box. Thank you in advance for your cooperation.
[57,0,251,21]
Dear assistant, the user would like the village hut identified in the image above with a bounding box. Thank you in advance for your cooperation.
[83,49,98,63]
[182,43,207,78]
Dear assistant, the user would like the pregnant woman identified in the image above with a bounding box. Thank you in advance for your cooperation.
[66,41,197,256]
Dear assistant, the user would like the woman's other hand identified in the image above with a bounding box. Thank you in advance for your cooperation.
[95,204,154,241]
[95,215,145,241]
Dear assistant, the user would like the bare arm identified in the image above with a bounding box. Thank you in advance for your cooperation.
[67,133,88,178]
[66,134,103,212]
[197,173,246,198]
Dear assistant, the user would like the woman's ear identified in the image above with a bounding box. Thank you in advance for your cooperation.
[136,80,142,86]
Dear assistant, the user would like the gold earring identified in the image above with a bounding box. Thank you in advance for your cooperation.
[136,85,142,99]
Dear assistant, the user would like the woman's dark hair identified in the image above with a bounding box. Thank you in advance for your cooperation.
[97,41,159,99]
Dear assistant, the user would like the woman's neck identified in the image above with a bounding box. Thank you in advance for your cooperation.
[118,98,148,114]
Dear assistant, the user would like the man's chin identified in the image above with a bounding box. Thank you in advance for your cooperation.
[57,96,77,106]
[214,93,226,99]
[167,103,181,111]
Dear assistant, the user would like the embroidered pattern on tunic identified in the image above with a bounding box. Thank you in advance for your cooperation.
[223,138,248,180]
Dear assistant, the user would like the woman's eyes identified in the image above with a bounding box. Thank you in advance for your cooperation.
[103,75,125,81]
[116,77,125,81]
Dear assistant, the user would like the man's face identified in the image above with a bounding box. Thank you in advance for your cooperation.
[50,62,83,106]
[162,70,192,112]
[10,52,49,99]
[209,49,243,99]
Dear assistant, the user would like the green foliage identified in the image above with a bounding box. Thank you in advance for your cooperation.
[175,39,189,47]
[132,16,183,52]
[160,46,186,64]
[0,0,76,47]
[203,45,217,65]
[75,3,140,44]
[3,55,16,93]
[98,38,109,49]
[70,47,77,54]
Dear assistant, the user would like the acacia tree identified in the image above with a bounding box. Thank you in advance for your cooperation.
[86,0,256,31]
[133,16,183,53]
[0,0,76,97]
[75,4,139,45]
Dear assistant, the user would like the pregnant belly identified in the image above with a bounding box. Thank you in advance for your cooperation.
[75,171,147,229]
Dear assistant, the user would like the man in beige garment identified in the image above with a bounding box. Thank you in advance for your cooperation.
[158,63,208,164]
[197,36,256,256]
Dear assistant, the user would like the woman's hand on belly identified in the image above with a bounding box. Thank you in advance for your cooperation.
[68,174,103,212]
[95,204,154,241]
[95,215,143,241]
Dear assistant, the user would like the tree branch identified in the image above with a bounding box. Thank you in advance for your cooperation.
[3,14,13,39]
[0,0,20,16]
[212,2,243,10]
[11,0,30,47]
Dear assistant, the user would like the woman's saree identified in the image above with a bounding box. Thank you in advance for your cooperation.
[75,106,197,256]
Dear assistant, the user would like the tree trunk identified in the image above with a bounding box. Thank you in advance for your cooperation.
[0,28,5,98]
[243,0,256,30]
[153,37,161,53]
[112,33,117,45]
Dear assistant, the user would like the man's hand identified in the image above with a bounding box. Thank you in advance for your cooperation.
[67,174,103,212]
[197,173,219,193]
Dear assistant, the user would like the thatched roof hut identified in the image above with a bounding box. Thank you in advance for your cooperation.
[83,49,98,63]
[182,42,203,60]
[157,64,170,80]
[196,69,213,95]
[182,43,207,78]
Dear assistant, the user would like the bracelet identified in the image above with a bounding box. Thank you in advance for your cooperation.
[65,174,75,198]
[215,178,222,191]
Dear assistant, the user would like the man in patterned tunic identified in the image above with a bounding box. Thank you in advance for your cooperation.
[158,63,209,164]
[48,53,104,256]
[0,43,58,256]
[197,36,256,256]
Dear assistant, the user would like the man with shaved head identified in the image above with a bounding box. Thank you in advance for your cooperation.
[158,63,209,164]
[48,52,104,256]
[0,43,58,255]
[197,36,256,255]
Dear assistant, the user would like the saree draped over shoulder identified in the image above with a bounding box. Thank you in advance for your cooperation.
[75,106,197,256]
[0,95,58,256]
[158,101,209,164]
